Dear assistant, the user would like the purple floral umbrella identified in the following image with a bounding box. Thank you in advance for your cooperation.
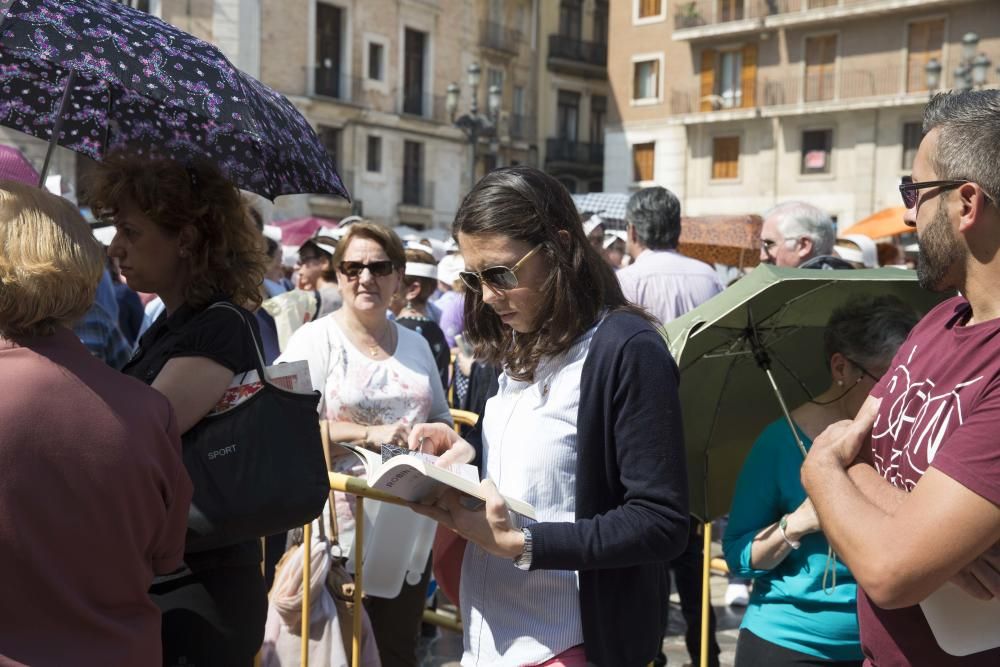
[0,0,349,201]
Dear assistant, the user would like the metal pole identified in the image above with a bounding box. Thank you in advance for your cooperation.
[468,123,478,191]
[700,522,712,667]
[352,496,364,667]
[301,521,312,667]
[39,68,77,187]
[763,366,808,459]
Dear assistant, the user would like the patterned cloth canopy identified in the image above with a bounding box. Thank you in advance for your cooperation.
[571,192,630,222]
[0,0,349,200]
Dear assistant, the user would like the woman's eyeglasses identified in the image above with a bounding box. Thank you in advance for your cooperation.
[337,260,396,279]
[459,245,542,293]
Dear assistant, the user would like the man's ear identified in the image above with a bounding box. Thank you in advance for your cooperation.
[797,236,815,259]
[957,182,991,234]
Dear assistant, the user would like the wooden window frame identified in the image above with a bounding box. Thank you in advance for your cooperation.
[800,128,834,176]
[905,16,947,94]
[711,135,741,181]
[802,32,839,103]
[632,142,656,183]
[633,0,666,25]
[631,53,664,105]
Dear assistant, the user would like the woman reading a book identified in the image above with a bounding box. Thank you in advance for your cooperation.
[277,221,452,667]
[409,166,690,667]
[86,155,269,665]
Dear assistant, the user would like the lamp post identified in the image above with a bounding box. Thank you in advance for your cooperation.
[925,32,993,93]
[447,63,502,190]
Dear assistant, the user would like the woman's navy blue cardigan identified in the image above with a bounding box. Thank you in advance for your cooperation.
[525,310,690,666]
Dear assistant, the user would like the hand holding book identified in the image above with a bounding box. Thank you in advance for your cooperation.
[407,422,476,467]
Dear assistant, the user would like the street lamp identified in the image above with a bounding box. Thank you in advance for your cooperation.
[926,32,993,93]
[447,62,502,189]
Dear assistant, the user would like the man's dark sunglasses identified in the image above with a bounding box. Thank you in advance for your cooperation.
[337,260,396,279]
[898,175,972,212]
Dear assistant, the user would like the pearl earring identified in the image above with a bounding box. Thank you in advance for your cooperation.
[837,380,844,386]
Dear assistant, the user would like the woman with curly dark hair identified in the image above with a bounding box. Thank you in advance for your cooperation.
[86,154,269,666]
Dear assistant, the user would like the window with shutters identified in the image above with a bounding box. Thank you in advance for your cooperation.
[902,122,923,171]
[633,59,660,101]
[314,3,344,98]
[907,19,945,93]
[633,142,655,182]
[637,0,662,19]
[701,44,756,111]
[801,129,833,175]
[804,34,837,103]
[712,136,740,180]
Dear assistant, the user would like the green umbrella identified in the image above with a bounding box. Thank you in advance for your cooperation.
[662,265,948,522]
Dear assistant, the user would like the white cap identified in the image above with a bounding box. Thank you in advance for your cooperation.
[405,262,438,279]
[603,230,627,249]
[836,234,878,268]
[437,253,465,285]
[262,224,282,243]
[583,214,604,236]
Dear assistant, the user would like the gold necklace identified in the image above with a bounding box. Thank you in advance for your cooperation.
[368,323,392,357]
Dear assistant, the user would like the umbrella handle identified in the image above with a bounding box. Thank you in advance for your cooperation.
[763,366,809,459]
[39,68,77,188]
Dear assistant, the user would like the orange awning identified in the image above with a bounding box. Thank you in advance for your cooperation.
[840,207,910,239]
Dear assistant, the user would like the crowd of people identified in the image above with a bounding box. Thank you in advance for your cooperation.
[0,89,997,667]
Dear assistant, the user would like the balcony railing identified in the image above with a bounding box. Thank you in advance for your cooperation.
[669,64,932,115]
[673,0,938,31]
[398,91,448,123]
[508,114,536,141]
[309,68,364,102]
[481,21,522,54]
[546,138,604,166]
[548,35,608,68]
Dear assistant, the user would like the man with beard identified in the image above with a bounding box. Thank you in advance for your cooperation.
[802,90,1000,665]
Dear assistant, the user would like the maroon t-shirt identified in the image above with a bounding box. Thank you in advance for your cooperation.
[0,329,191,666]
[864,297,1000,666]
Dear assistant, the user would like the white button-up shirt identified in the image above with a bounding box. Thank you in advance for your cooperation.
[460,324,599,666]
[617,249,723,325]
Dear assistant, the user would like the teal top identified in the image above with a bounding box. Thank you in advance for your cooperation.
[723,419,863,661]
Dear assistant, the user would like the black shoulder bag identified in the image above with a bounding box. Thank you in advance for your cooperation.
[182,302,329,552]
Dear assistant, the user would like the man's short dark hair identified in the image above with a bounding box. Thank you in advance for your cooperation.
[626,186,682,250]
[923,90,1000,203]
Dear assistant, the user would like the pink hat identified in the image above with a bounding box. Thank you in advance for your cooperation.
[0,145,40,186]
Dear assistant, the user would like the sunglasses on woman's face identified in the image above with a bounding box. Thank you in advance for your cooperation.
[337,260,396,279]
[459,244,542,293]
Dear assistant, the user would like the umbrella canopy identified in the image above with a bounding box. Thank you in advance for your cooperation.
[0,0,348,200]
[840,207,910,240]
[0,144,39,184]
[662,265,948,521]
[678,215,762,270]
[571,192,629,222]
[272,216,340,248]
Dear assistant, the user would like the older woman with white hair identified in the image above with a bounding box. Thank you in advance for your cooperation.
[0,180,191,665]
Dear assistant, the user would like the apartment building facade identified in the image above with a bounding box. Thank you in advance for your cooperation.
[537,0,611,194]
[606,0,1000,226]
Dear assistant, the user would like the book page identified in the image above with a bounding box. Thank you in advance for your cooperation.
[380,444,479,484]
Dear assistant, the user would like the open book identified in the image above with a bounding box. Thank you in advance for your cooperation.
[337,443,536,520]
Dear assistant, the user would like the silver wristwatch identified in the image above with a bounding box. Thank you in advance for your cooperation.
[513,527,533,571]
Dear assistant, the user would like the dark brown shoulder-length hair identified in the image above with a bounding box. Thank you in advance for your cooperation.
[453,166,652,382]
[85,153,267,310]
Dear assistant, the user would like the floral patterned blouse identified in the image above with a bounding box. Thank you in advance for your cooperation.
[277,315,451,552]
